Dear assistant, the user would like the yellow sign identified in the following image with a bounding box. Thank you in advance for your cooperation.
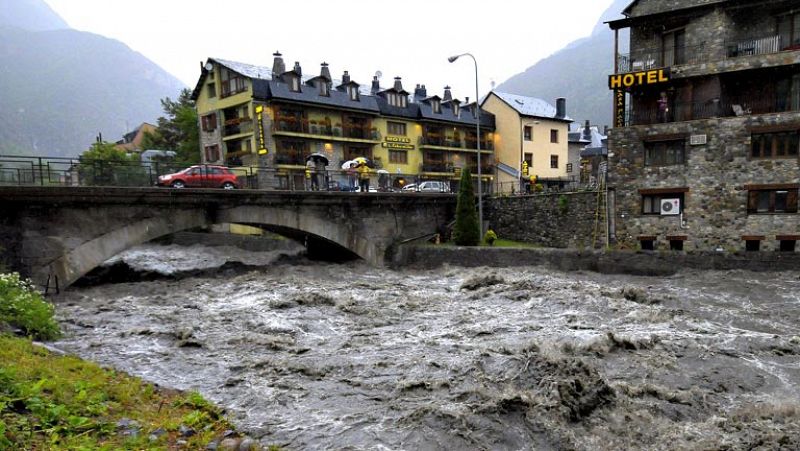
[385,136,411,144]
[522,161,529,176]
[255,105,267,154]
[382,142,414,150]
[614,89,626,128]
[608,68,670,90]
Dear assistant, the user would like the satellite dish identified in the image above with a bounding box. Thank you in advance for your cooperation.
[375,70,383,79]
[204,62,213,71]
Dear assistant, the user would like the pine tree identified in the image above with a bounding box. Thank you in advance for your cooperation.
[452,168,480,246]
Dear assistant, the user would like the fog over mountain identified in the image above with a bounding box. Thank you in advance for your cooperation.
[0,0,185,157]
[496,0,629,128]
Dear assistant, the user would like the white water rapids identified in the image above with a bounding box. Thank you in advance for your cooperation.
[52,244,800,450]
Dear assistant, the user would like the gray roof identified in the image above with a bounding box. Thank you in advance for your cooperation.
[489,92,573,122]
[418,99,495,128]
[265,78,380,113]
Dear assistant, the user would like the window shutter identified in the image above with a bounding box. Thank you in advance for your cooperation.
[788,189,798,213]
[747,191,759,213]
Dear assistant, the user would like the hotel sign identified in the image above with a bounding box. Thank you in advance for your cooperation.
[382,136,414,150]
[255,105,267,154]
[608,68,670,90]
[614,89,626,128]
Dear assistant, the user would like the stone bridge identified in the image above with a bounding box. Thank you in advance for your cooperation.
[0,187,456,290]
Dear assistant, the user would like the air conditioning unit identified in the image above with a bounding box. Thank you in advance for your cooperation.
[660,198,681,215]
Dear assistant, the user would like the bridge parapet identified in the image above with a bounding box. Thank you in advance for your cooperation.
[0,187,455,289]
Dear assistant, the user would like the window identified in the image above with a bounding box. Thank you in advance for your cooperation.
[291,76,301,92]
[387,121,407,136]
[220,68,246,97]
[670,240,684,251]
[524,153,533,168]
[662,28,686,66]
[644,139,685,166]
[566,163,573,173]
[641,190,686,215]
[454,104,460,117]
[389,150,408,164]
[344,145,373,162]
[275,139,308,165]
[207,83,216,98]
[550,155,559,169]
[779,237,798,252]
[751,131,799,158]
[524,126,532,141]
[747,186,798,213]
[639,237,656,251]
[432,100,441,114]
[348,85,359,101]
[320,82,330,97]
[743,237,763,252]
[201,113,217,132]
[550,129,559,143]
[204,144,220,162]
[778,13,800,49]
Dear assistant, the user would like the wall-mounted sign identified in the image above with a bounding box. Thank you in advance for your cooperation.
[614,89,626,128]
[255,105,267,154]
[608,68,670,90]
[383,136,414,150]
[690,134,708,145]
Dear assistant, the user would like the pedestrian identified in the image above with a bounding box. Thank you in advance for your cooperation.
[358,163,371,192]
[484,228,498,246]
[305,160,314,191]
[314,158,327,191]
[657,91,669,123]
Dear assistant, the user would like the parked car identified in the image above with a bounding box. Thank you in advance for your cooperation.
[157,165,239,189]
[402,181,451,193]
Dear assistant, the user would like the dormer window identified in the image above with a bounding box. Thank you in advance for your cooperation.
[400,95,407,108]
[291,76,301,92]
[432,99,441,114]
[348,85,359,101]
[454,104,460,117]
[320,82,330,97]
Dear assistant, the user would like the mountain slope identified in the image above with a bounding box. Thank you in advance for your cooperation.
[496,0,629,128]
[0,0,185,157]
[0,0,68,31]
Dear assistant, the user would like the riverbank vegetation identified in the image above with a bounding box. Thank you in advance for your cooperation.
[0,272,252,450]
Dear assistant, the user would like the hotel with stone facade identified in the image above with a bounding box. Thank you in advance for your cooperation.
[191,53,495,192]
[607,0,800,252]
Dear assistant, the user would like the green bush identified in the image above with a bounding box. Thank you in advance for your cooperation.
[452,169,480,246]
[0,273,61,340]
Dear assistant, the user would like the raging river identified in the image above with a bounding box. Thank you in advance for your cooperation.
[51,243,800,450]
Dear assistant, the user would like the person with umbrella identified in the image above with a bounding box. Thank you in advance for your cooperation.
[306,153,329,191]
[357,160,371,192]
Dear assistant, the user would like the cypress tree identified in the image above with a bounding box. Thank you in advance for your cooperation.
[452,168,480,246]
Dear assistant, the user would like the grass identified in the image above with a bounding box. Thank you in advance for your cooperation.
[0,335,236,450]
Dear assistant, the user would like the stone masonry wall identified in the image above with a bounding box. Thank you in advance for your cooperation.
[627,0,726,18]
[608,112,800,252]
[486,192,606,249]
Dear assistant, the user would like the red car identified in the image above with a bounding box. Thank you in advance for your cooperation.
[157,165,239,189]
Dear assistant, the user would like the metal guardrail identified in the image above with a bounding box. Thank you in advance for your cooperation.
[0,155,475,193]
[616,43,705,73]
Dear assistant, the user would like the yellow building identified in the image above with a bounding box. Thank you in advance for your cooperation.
[482,92,572,193]
[191,53,496,191]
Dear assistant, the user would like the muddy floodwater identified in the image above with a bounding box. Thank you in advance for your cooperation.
[52,244,800,450]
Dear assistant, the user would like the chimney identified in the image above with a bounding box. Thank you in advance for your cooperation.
[414,84,427,102]
[443,86,453,101]
[393,76,403,91]
[583,119,592,141]
[465,96,470,104]
[604,125,610,135]
[371,76,380,94]
[556,98,566,119]
[293,61,302,77]
[272,51,285,79]
[320,62,331,81]
[342,70,351,84]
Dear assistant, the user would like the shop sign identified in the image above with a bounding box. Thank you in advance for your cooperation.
[614,89,626,128]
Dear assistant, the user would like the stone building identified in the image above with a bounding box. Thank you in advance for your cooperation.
[607,0,800,252]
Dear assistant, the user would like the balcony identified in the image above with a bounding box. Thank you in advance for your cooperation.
[419,135,494,151]
[274,117,380,141]
[421,162,451,173]
[274,151,305,166]
[222,117,253,137]
[616,44,704,73]
[622,94,798,126]
[726,35,785,58]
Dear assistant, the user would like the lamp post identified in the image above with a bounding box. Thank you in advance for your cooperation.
[448,52,483,235]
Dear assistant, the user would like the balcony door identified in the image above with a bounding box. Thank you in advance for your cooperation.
[663,29,686,66]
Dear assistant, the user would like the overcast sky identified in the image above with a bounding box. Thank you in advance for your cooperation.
[45,0,614,102]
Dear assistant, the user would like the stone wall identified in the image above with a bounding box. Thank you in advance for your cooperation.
[485,192,606,249]
[627,0,725,18]
[608,112,800,252]
[394,245,800,275]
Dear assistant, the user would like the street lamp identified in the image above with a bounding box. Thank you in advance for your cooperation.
[448,52,483,235]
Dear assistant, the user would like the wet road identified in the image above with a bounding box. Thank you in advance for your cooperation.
[52,245,800,450]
